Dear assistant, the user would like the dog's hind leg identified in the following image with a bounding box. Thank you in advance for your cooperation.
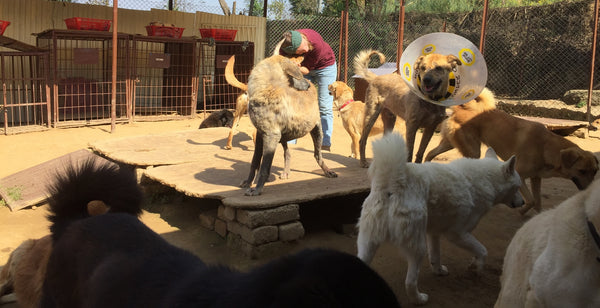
[241,134,263,190]
[402,249,429,305]
[309,125,337,178]
[359,104,383,168]
[280,141,291,180]
[245,134,280,196]
[445,232,487,272]
[427,234,448,276]
[356,230,379,264]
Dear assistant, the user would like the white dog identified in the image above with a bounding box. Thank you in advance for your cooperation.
[356,132,524,305]
[495,179,600,308]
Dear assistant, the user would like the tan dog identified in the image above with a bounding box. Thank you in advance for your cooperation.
[0,200,109,308]
[238,55,337,195]
[328,81,387,158]
[355,49,447,166]
[224,55,252,150]
[425,88,599,215]
[495,178,600,307]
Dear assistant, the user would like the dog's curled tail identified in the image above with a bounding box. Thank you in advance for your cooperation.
[353,49,386,83]
[368,133,408,191]
[458,87,496,113]
[225,55,248,91]
[46,158,143,241]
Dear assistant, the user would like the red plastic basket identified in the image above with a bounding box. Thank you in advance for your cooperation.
[65,17,111,31]
[0,20,10,36]
[199,28,237,41]
[145,25,185,38]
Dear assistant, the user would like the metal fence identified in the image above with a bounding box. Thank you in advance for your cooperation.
[265,0,599,120]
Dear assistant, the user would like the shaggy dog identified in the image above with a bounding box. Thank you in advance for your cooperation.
[354,49,447,166]
[495,178,600,307]
[40,160,401,308]
[357,132,523,305]
[198,109,234,129]
[239,55,337,196]
[328,80,389,158]
[425,88,598,215]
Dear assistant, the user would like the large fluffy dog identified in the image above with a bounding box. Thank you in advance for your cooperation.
[240,55,337,195]
[328,80,388,158]
[357,132,524,305]
[355,49,447,166]
[495,178,600,307]
[40,160,401,307]
[425,89,598,214]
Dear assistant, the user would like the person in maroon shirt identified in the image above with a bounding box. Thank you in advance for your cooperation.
[280,29,337,151]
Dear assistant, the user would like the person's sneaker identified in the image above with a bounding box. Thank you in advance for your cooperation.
[321,145,331,152]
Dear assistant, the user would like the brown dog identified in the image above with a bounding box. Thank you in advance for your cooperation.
[355,49,447,166]
[0,200,109,308]
[328,81,388,158]
[238,55,337,195]
[425,88,599,215]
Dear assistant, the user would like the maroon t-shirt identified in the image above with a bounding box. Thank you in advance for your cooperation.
[282,29,336,71]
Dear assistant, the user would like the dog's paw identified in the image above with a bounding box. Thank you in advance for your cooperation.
[432,264,449,276]
[244,187,262,196]
[411,293,429,306]
[360,160,370,168]
[468,258,484,273]
[324,170,338,178]
[240,180,251,188]
[224,145,232,150]
[279,172,289,180]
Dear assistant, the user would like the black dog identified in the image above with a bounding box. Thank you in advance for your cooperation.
[199,109,234,129]
[41,160,401,308]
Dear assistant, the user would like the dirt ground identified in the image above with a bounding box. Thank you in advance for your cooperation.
[1,113,600,307]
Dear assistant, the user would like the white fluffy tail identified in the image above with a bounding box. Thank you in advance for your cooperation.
[368,133,408,192]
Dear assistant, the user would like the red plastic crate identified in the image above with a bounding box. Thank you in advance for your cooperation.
[65,17,111,31]
[145,25,185,38]
[199,28,237,41]
[0,20,10,36]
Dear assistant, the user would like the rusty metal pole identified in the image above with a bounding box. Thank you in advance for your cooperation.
[344,10,349,82]
[397,0,405,73]
[479,0,489,55]
[587,0,599,124]
[338,11,344,80]
[111,0,118,133]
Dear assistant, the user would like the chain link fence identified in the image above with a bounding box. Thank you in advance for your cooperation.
[72,0,600,120]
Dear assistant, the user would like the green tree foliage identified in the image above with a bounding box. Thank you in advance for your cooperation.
[245,0,290,19]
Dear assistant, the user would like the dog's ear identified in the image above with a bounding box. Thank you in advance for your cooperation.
[560,148,581,168]
[484,147,498,160]
[415,55,425,69]
[503,155,517,176]
[281,58,311,91]
[447,55,462,69]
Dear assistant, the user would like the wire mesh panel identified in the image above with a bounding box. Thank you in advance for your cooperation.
[0,52,51,135]
[131,36,197,120]
[197,39,254,112]
[35,30,129,127]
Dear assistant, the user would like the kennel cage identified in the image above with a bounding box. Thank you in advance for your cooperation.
[35,29,130,127]
[197,39,254,111]
[0,36,51,135]
[130,35,198,120]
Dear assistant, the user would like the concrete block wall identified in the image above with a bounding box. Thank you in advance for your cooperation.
[198,203,305,258]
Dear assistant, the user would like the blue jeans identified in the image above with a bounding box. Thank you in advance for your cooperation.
[305,62,337,147]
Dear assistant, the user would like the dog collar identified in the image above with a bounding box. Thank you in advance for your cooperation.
[587,220,600,263]
[338,99,353,111]
[399,32,488,107]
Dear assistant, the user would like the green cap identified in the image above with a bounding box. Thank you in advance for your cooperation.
[282,30,302,55]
